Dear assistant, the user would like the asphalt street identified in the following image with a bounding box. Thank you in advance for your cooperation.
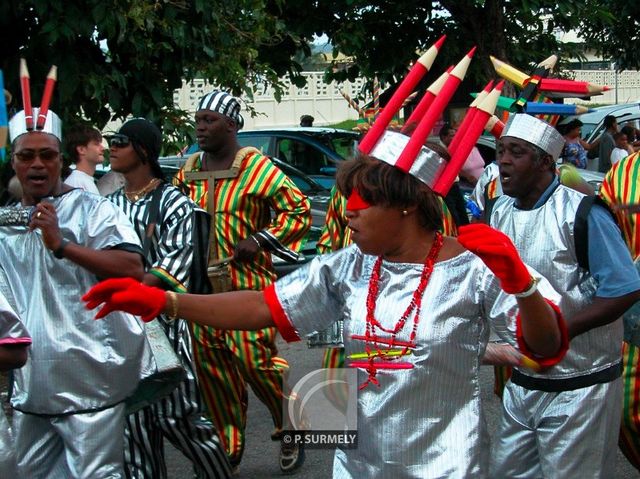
[165,337,638,479]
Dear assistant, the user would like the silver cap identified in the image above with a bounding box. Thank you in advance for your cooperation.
[369,130,446,188]
[9,108,62,143]
[502,113,564,161]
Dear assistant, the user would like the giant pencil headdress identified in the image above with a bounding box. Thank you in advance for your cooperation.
[9,59,60,143]
[358,37,503,196]
[488,52,588,160]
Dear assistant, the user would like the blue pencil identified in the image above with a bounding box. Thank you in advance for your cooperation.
[0,70,7,162]
[524,102,592,116]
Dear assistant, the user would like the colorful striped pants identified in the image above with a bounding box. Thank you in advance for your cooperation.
[321,347,348,411]
[125,317,231,478]
[190,324,289,465]
[620,341,640,471]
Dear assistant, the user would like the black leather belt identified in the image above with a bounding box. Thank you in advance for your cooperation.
[511,361,623,392]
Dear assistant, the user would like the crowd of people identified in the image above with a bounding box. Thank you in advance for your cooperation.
[559,115,640,172]
[2,75,640,479]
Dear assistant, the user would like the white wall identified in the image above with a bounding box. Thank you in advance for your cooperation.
[173,72,366,129]
[566,69,640,105]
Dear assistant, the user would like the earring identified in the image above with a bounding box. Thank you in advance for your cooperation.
[402,210,408,216]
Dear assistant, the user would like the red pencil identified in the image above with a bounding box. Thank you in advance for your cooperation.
[19,59,33,131]
[485,115,504,139]
[395,47,476,173]
[448,79,494,155]
[350,334,414,348]
[359,35,445,154]
[401,66,453,133]
[348,361,414,370]
[433,80,503,196]
[36,65,57,130]
[538,78,610,95]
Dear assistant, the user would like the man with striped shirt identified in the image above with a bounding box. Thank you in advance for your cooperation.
[107,118,231,479]
[173,90,311,474]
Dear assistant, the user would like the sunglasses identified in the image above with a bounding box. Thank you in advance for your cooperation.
[14,149,60,162]
[108,134,131,148]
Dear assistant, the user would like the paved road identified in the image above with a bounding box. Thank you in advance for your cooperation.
[166,338,638,478]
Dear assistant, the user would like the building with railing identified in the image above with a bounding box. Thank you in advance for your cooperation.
[173,67,640,130]
[173,73,366,129]
[566,70,640,105]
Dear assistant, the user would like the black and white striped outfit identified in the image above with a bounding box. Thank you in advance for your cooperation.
[108,183,231,479]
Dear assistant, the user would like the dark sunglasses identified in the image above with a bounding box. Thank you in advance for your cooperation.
[108,134,131,148]
[14,149,60,162]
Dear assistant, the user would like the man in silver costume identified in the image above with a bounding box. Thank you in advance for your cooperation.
[488,113,640,478]
[2,107,151,478]
[84,127,570,478]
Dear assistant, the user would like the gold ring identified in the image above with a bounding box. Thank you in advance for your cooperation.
[36,212,42,218]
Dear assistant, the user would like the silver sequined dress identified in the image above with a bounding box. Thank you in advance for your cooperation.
[0,294,30,476]
[272,244,560,478]
[0,189,151,415]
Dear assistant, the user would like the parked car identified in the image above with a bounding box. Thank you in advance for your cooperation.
[558,103,640,144]
[235,127,360,188]
[157,154,330,277]
[557,102,640,168]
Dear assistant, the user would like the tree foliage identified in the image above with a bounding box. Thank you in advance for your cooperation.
[277,1,619,100]
[578,2,640,71]
[0,0,313,151]
[0,1,633,151]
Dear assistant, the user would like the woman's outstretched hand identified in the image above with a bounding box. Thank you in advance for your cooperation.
[457,223,531,294]
[83,277,166,322]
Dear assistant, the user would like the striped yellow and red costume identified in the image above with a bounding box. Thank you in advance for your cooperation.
[173,150,310,465]
[316,186,459,371]
[600,152,640,471]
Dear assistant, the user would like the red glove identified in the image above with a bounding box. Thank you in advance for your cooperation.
[83,277,166,322]
[457,224,531,294]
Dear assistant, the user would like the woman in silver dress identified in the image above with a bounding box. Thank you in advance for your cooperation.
[85,148,567,479]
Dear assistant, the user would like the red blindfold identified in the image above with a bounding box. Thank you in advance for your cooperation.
[346,189,371,211]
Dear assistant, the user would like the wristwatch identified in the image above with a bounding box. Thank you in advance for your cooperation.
[53,239,70,259]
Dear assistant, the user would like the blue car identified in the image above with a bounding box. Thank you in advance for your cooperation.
[235,127,361,189]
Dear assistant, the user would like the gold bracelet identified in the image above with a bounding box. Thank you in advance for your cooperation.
[165,291,179,320]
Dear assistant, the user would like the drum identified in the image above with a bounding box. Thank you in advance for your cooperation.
[125,319,186,414]
[307,320,344,348]
[208,261,232,293]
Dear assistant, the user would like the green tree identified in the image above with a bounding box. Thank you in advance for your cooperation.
[578,2,640,71]
[277,1,616,99]
[0,0,313,152]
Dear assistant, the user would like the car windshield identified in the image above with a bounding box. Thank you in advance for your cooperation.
[326,134,358,160]
[580,122,598,140]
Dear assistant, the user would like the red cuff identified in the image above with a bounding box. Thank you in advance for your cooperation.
[0,337,32,346]
[263,284,301,342]
[516,299,569,368]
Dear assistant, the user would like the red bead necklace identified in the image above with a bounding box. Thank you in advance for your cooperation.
[358,231,444,389]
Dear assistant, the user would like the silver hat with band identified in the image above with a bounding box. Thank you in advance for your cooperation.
[9,108,62,143]
[370,130,447,188]
[501,113,565,161]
